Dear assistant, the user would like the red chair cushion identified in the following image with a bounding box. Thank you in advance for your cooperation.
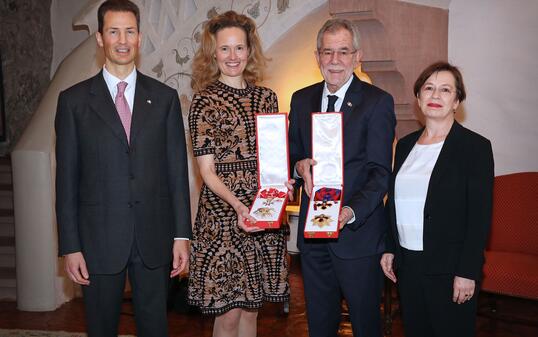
[482,251,538,300]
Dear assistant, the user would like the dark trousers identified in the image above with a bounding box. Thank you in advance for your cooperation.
[81,241,169,337]
[398,248,478,337]
[301,243,382,337]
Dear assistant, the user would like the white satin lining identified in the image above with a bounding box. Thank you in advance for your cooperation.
[257,114,289,186]
[312,113,343,186]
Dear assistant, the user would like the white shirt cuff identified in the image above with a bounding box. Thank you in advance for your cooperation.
[293,164,301,179]
[174,237,189,240]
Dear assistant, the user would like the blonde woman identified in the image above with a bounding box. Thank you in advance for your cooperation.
[187,11,290,337]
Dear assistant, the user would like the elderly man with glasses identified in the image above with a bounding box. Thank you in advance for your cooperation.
[288,19,396,337]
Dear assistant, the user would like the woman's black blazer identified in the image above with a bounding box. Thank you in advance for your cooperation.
[386,121,494,281]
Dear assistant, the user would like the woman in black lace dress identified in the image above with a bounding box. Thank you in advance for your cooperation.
[187,10,290,337]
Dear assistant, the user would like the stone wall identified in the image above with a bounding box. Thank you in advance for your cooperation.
[0,0,52,155]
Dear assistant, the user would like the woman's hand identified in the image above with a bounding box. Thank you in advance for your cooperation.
[285,179,296,201]
[235,202,263,232]
[380,253,397,283]
[453,276,475,304]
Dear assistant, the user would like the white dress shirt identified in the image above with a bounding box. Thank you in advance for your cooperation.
[320,75,354,112]
[102,66,136,112]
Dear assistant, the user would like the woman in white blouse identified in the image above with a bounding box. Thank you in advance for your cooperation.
[380,62,494,337]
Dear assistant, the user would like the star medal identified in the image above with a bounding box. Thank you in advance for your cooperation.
[311,214,333,228]
[254,207,275,218]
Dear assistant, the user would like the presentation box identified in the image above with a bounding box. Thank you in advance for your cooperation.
[248,113,290,229]
[304,112,344,238]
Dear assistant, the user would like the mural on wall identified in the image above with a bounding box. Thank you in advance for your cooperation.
[133,0,296,112]
[150,1,289,88]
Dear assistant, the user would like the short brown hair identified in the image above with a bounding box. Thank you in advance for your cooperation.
[190,11,268,92]
[98,0,140,34]
[413,61,466,102]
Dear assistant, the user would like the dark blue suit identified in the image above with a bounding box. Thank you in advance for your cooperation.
[289,75,396,337]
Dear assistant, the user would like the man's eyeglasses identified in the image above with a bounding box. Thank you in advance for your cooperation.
[318,49,357,60]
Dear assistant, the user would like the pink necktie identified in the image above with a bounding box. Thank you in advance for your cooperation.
[115,81,132,143]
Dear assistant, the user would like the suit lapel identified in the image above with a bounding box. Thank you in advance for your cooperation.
[311,82,324,113]
[340,75,363,125]
[130,72,153,146]
[425,121,460,199]
[89,71,129,147]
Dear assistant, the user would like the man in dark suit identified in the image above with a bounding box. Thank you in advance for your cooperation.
[55,1,191,336]
[288,19,396,337]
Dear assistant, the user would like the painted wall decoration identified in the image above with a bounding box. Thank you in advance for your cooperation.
[132,0,299,110]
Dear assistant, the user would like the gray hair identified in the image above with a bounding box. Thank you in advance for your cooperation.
[316,18,361,51]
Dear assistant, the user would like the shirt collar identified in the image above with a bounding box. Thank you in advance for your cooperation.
[102,66,137,94]
[322,75,354,101]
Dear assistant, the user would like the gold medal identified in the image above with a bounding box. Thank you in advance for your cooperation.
[254,207,275,218]
[311,214,333,228]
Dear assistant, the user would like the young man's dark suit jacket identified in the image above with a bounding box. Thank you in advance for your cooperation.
[288,74,395,336]
[56,70,192,273]
[386,121,494,281]
[56,71,191,336]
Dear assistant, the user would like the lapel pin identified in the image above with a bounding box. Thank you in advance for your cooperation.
[146,99,152,104]
[346,101,352,107]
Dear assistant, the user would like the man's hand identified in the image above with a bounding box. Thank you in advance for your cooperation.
[338,207,354,229]
[64,252,90,285]
[296,159,317,197]
[453,276,475,304]
[170,240,190,278]
[380,253,397,283]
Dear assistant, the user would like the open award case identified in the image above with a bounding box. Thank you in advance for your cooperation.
[304,112,344,238]
[248,113,290,229]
